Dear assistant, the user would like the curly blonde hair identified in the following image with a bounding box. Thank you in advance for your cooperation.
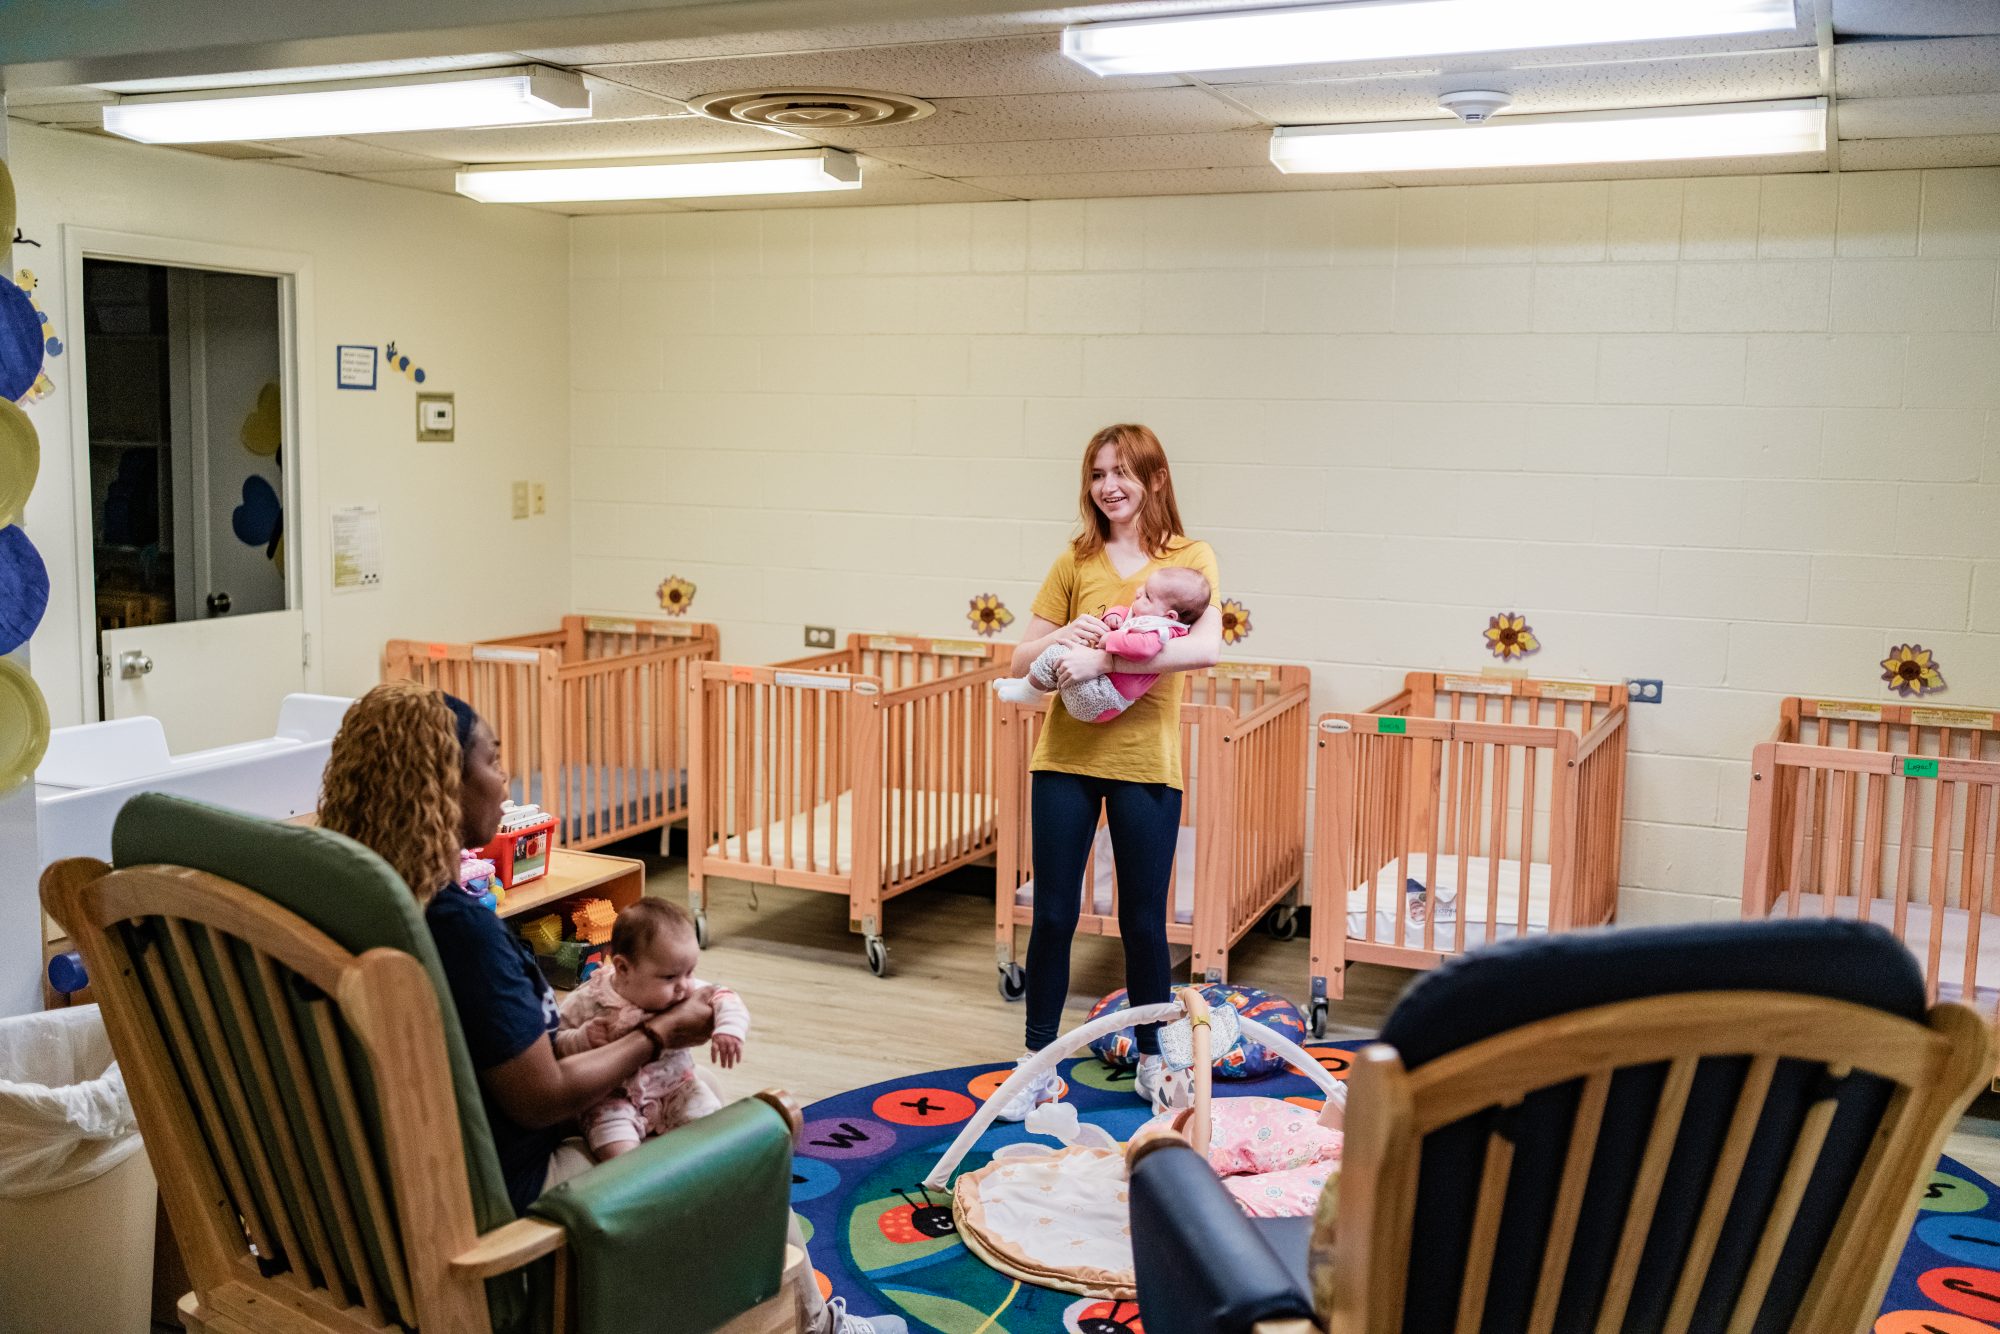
[319,680,464,902]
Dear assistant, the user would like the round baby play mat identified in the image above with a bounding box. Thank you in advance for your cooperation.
[789,1048,1359,1334]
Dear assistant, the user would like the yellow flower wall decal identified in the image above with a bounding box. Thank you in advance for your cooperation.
[240,381,281,457]
[657,575,696,616]
[1220,599,1251,646]
[1881,644,1944,698]
[968,593,1014,637]
[1484,612,1540,660]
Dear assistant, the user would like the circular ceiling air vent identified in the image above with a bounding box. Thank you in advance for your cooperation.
[688,87,936,130]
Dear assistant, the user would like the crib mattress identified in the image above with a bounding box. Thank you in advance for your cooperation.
[1347,852,1553,946]
[1764,893,2000,1008]
[524,766,687,842]
[718,788,995,876]
[1015,824,1200,926]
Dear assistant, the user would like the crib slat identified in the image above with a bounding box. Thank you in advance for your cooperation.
[1452,1119,1516,1334]
[1525,1071,1611,1334]
[1723,1065,1847,1334]
[1487,741,1506,945]
[1592,1056,1698,1334]
[1927,778,1953,1003]
[1662,1054,1779,1334]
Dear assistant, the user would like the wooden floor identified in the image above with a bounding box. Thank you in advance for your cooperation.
[641,833,2000,1183]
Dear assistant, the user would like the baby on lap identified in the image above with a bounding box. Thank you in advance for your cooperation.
[996,566,1212,722]
[557,898,748,1160]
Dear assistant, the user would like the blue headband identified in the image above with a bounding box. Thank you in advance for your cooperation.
[441,692,477,753]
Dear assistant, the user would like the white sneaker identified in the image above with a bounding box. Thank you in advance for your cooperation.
[826,1296,907,1334]
[1135,1055,1192,1114]
[992,1056,1063,1122]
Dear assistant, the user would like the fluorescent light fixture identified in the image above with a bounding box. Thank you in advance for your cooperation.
[455,149,863,203]
[1064,0,1797,76]
[1271,98,1826,173]
[102,67,589,143]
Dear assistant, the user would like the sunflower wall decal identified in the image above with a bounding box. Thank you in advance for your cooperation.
[1881,644,1945,698]
[1484,612,1540,660]
[1220,599,1252,646]
[968,593,1014,637]
[657,575,696,616]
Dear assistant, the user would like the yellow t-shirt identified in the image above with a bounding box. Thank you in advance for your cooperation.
[1028,538,1220,790]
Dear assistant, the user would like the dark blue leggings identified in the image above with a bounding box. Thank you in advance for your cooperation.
[1024,770,1182,1057]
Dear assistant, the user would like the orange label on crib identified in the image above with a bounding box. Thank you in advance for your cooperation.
[1912,707,1997,730]
[1812,700,1884,722]
[731,666,755,683]
[427,642,448,658]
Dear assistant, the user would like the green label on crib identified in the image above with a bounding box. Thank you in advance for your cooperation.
[1378,717,1408,734]
[1902,757,1939,779]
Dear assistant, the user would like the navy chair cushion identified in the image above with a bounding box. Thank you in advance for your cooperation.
[1377,919,1927,1334]
[1130,1143,1316,1334]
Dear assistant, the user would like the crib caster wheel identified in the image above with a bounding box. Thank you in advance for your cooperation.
[864,935,889,977]
[1309,999,1328,1039]
[998,963,1027,1002]
[694,913,710,949]
[1267,906,1300,941]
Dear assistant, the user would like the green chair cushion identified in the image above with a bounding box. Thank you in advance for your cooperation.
[530,1097,795,1334]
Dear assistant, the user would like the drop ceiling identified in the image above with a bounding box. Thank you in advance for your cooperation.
[6,0,1999,212]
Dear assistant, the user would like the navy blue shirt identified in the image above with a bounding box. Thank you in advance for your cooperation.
[425,888,565,1215]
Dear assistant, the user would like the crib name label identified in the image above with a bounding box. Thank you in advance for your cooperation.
[1901,757,1940,779]
[1319,719,1351,733]
[1377,717,1408,734]
[1443,676,1512,695]
[775,671,850,692]
[1534,680,1599,701]
[584,617,638,635]
[930,638,993,658]
[472,646,542,664]
[1911,707,1996,731]
[866,636,915,652]
[1211,663,1273,680]
[1813,700,1884,721]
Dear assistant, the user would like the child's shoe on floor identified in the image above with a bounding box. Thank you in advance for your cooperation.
[992,1054,1063,1122]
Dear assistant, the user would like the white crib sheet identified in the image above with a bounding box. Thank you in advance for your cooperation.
[1347,852,1553,946]
[1771,894,2000,1007]
[719,788,994,876]
[1015,824,1200,926]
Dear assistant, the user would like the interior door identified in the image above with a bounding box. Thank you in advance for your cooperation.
[101,611,304,752]
[83,258,301,752]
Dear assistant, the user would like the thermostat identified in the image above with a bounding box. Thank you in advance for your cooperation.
[417,392,455,442]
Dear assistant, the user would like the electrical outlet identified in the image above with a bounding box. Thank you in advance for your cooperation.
[511,481,530,520]
[531,482,546,516]
[804,626,836,649]
[1627,678,1664,704]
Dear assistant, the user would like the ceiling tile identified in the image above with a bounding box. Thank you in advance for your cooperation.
[1225,49,1822,124]
[782,87,1261,147]
[1837,35,2000,96]
[256,138,454,171]
[517,16,1046,66]
[1839,93,2000,138]
[578,77,692,118]
[346,114,804,163]
[870,129,1270,175]
[1834,0,2000,38]
[962,164,1387,197]
[8,99,116,126]
[1837,132,2000,168]
[585,33,1180,102]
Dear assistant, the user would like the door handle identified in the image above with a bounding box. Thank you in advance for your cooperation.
[118,650,154,679]
[207,591,233,616]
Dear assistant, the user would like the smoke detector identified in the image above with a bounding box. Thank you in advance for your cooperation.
[688,87,935,130]
[1438,90,1512,123]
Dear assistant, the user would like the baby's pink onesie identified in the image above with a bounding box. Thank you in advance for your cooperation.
[556,963,750,1155]
[1097,606,1192,713]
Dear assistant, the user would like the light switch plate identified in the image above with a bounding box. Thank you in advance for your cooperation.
[417,392,455,442]
[511,481,530,520]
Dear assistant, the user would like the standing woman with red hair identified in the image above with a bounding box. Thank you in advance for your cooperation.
[996,424,1222,1119]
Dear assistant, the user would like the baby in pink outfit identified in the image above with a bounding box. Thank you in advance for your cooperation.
[556,898,750,1160]
[996,566,1212,722]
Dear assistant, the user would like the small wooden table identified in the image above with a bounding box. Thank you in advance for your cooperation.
[498,848,646,921]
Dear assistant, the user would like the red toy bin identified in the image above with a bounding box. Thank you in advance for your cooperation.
[482,815,559,889]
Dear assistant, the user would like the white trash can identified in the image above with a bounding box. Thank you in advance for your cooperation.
[0,1004,156,1334]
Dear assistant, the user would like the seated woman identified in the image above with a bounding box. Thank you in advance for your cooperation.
[319,681,902,1334]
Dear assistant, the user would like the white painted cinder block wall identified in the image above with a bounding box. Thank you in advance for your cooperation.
[14,120,574,723]
[568,168,2000,923]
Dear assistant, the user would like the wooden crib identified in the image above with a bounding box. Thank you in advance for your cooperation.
[381,615,718,851]
[1307,671,1629,1035]
[686,633,1008,975]
[993,663,1312,998]
[1744,697,2000,1067]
